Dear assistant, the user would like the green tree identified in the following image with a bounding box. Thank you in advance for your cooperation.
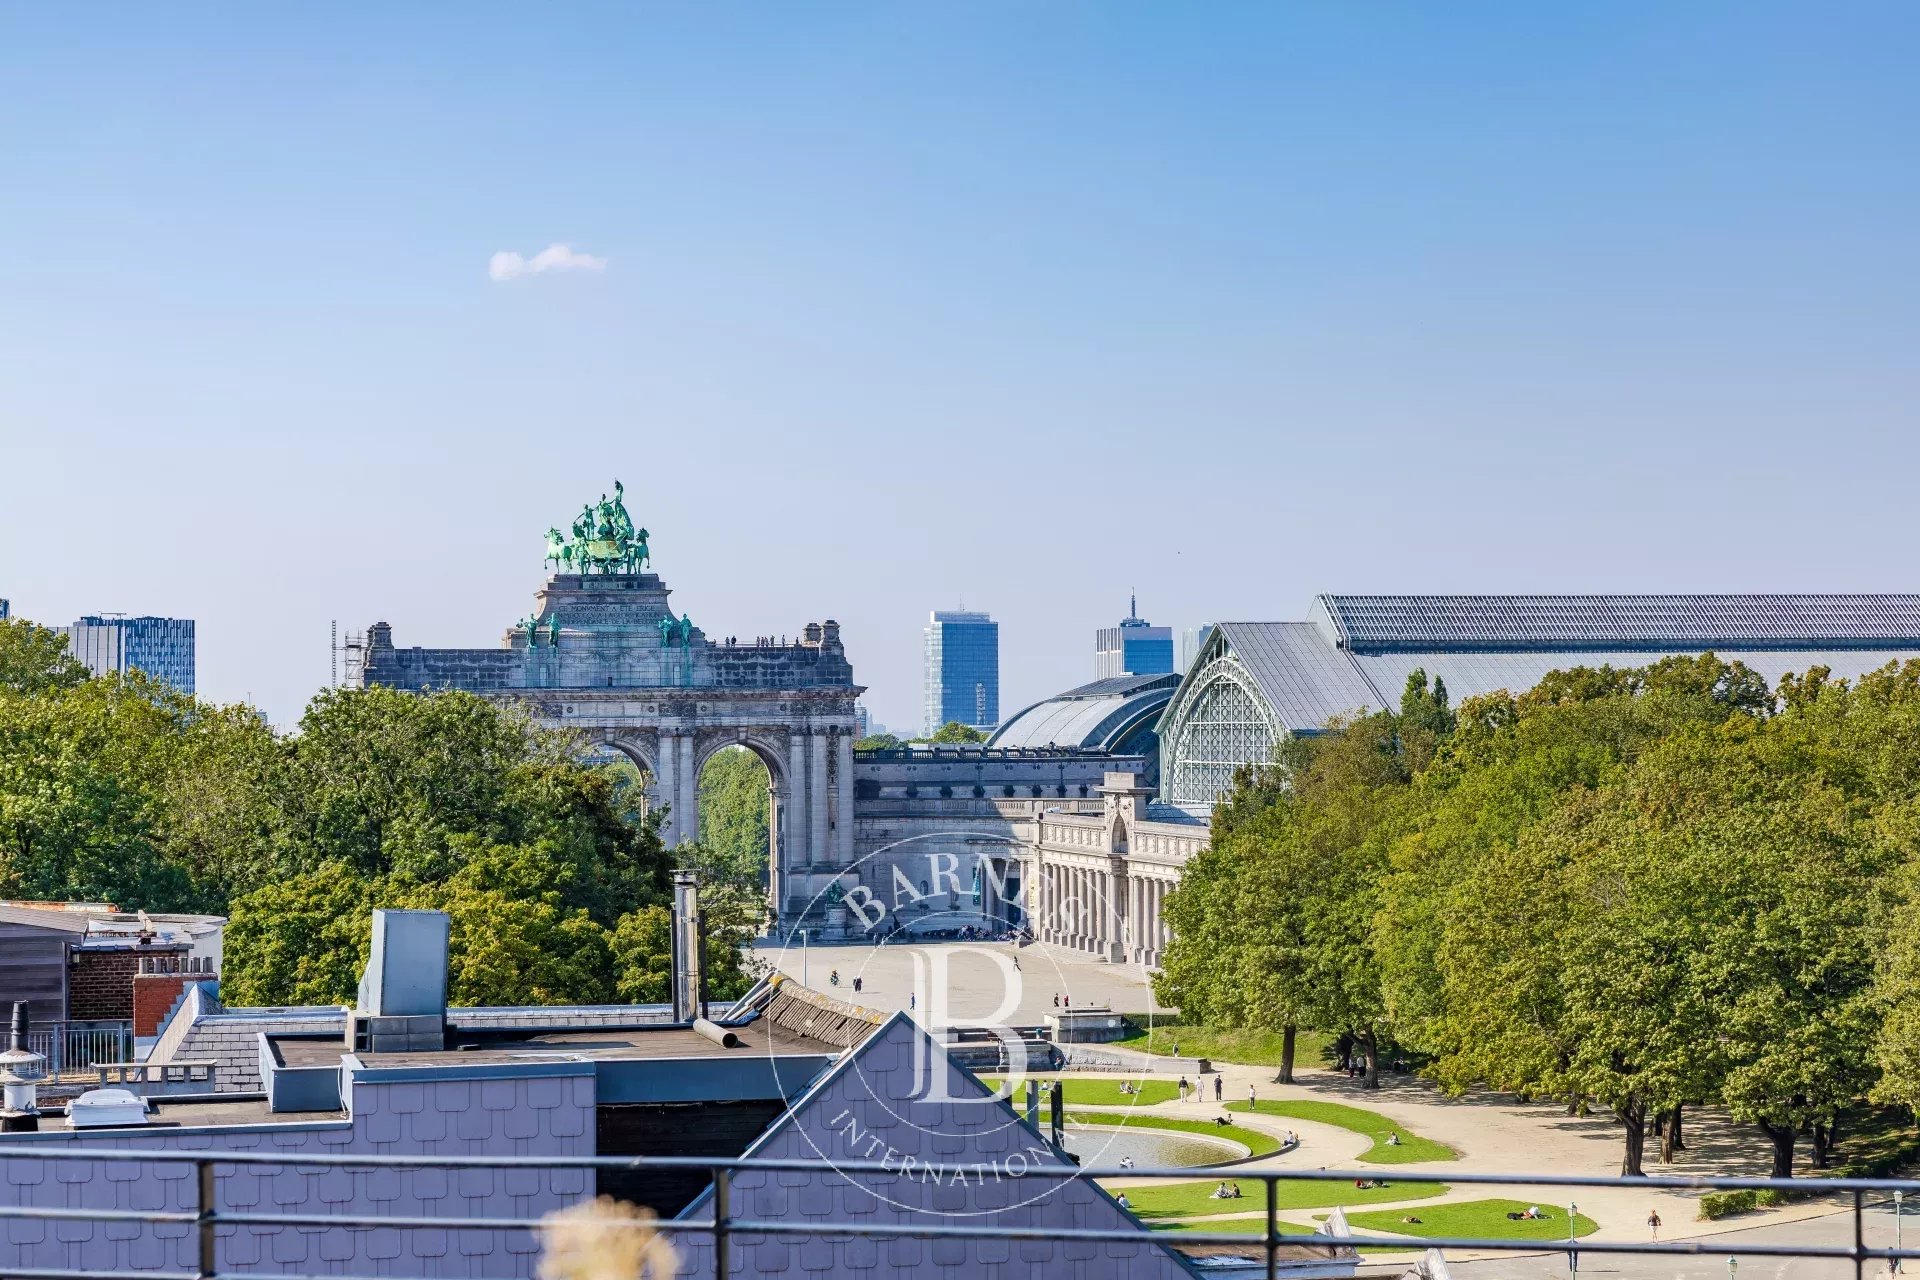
[854,733,902,752]
[221,861,377,1006]
[0,618,89,694]
[696,746,772,888]
[610,901,756,1004]
[924,721,987,744]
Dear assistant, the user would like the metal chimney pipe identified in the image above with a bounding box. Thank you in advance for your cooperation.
[1,1001,42,1132]
[670,870,703,1024]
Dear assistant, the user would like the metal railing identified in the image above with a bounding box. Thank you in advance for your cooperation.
[0,1147,1914,1280]
[24,1020,132,1078]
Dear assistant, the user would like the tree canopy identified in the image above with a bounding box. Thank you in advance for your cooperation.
[1158,655,1920,1176]
[0,619,754,1008]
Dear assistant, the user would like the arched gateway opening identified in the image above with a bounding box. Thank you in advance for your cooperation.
[696,744,779,907]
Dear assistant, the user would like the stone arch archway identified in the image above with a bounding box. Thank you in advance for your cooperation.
[693,734,793,916]
[1109,815,1130,856]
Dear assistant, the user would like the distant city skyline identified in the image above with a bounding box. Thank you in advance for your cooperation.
[4,5,1918,731]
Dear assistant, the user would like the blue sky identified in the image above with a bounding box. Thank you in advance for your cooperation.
[2,4,1916,731]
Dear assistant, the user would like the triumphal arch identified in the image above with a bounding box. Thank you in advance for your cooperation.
[358,482,861,925]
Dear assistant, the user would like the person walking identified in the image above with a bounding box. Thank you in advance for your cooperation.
[1178,1077,1190,1102]
[852,976,862,993]
[1214,1076,1223,1102]
[1248,1085,1257,1109]
[1647,1209,1662,1240]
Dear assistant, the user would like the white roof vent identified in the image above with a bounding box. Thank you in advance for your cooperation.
[67,1088,150,1128]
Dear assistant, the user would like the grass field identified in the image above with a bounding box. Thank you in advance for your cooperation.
[1149,1215,1318,1236]
[1228,1099,1457,1164]
[1112,1017,1333,1069]
[978,1076,1181,1107]
[1122,1175,1448,1220]
[1067,1111,1285,1159]
[1341,1199,1597,1241]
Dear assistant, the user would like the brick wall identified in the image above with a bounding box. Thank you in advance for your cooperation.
[133,973,193,1037]
[69,946,187,1021]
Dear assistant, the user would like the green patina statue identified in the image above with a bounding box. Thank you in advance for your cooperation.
[552,480,650,574]
[658,614,678,648]
[547,615,560,646]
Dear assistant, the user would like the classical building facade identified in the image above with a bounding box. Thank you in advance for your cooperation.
[1017,773,1208,969]
[360,565,860,926]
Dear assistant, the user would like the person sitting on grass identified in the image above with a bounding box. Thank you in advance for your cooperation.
[1212,1113,1235,1127]
[1386,1131,1400,1146]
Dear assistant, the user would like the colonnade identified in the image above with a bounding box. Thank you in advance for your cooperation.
[1026,854,1175,968]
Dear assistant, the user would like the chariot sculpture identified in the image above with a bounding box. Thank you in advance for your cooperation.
[545,479,650,574]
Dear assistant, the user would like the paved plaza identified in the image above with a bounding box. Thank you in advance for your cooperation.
[755,937,1174,1024]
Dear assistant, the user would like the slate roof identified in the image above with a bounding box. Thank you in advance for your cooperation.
[675,1012,1199,1279]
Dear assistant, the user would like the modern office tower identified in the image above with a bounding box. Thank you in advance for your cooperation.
[1095,594,1175,679]
[63,615,196,695]
[0,599,9,621]
[1177,624,1216,673]
[923,610,999,735]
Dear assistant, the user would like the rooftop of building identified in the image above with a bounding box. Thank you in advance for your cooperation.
[988,672,1181,753]
[1177,595,1920,738]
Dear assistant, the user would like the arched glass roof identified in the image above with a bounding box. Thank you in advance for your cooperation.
[987,673,1181,752]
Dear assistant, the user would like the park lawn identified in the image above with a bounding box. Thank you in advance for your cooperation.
[1068,1111,1284,1159]
[1150,1215,1318,1237]
[1123,1176,1448,1220]
[978,1075,1181,1107]
[1229,1100,1457,1164]
[1340,1199,1597,1242]
[1113,1018,1332,1069]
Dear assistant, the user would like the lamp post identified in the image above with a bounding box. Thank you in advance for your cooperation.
[1728,1255,1738,1280]
[1897,1189,1905,1274]
[1568,1202,1579,1278]
[799,929,809,987]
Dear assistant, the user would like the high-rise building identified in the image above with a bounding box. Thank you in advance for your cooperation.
[0,599,10,621]
[1095,594,1174,679]
[1177,624,1216,673]
[923,610,999,735]
[63,615,196,695]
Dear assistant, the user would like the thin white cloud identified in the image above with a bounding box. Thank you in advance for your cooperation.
[488,243,608,283]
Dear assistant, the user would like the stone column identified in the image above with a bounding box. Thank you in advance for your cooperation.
[787,731,810,874]
[681,734,700,846]
[657,732,685,847]
[833,728,856,867]
[808,731,830,872]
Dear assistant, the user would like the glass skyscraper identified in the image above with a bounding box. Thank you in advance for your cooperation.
[63,615,196,695]
[1095,595,1174,679]
[923,610,999,735]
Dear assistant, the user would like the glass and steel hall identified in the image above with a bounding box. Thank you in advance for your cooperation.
[1157,593,1920,810]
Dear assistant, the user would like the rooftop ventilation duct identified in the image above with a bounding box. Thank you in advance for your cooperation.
[670,870,705,1024]
[351,909,450,1054]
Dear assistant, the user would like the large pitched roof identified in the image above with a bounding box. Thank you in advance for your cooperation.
[1318,594,1920,652]
[1184,597,1920,737]
[676,1012,1198,1278]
